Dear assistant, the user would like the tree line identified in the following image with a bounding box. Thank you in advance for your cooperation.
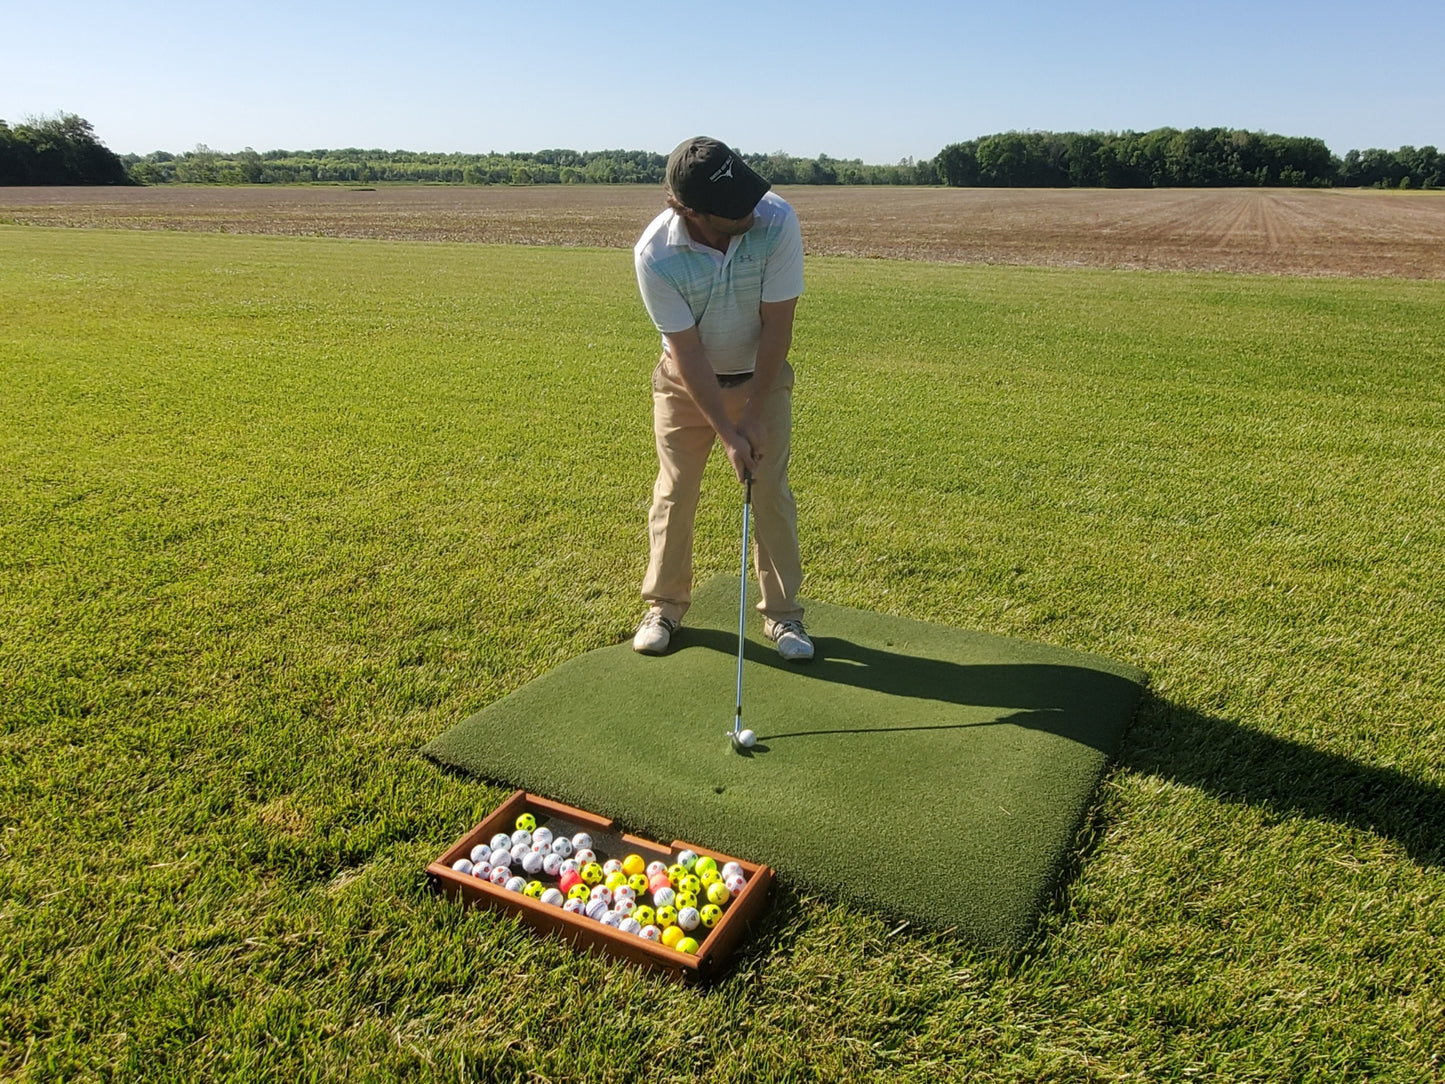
[109,134,1445,191]
[120,146,939,187]
[2,115,1439,190]
[935,128,1442,189]
[0,114,130,185]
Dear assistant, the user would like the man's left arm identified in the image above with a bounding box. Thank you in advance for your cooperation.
[737,297,797,461]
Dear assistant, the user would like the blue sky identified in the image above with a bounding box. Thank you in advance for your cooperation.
[3,0,1441,161]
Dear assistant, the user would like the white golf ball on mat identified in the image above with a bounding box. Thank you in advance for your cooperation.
[737,729,756,748]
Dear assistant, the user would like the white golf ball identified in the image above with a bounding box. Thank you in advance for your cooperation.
[470,844,492,865]
[589,884,613,905]
[618,917,642,935]
[572,832,593,851]
[510,829,532,848]
[677,906,701,931]
[550,837,574,859]
[451,858,474,876]
[721,861,743,880]
[510,842,530,863]
[490,833,512,853]
[573,848,597,866]
[613,897,635,916]
[646,860,669,879]
[600,910,623,928]
[490,850,511,869]
[652,886,676,909]
[489,866,510,886]
[724,873,747,894]
[532,826,553,847]
[563,898,586,915]
[558,858,579,876]
[472,861,492,880]
[613,885,636,904]
[521,851,544,875]
[540,888,565,907]
[542,853,563,877]
[584,898,609,921]
[639,924,662,941]
[602,858,624,876]
[504,876,527,893]
[737,729,756,748]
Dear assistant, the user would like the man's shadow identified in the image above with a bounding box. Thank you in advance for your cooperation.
[678,630,1444,869]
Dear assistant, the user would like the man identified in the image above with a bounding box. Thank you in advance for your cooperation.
[631,136,813,663]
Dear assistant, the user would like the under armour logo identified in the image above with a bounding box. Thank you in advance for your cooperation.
[710,156,735,182]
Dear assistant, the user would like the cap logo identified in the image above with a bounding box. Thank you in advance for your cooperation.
[709,155,735,183]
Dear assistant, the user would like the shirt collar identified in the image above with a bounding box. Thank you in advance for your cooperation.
[664,209,748,260]
[664,209,695,250]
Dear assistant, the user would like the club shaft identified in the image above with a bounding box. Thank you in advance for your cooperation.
[734,474,751,734]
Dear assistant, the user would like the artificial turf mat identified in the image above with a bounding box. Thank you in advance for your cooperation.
[424,576,1147,949]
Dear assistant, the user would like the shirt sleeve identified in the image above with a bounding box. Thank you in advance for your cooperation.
[635,253,697,334]
[760,206,805,303]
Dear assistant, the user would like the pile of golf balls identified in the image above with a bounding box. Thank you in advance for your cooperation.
[449,813,749,956]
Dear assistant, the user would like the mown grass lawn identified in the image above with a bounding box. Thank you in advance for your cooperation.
[1,226,1442,1082]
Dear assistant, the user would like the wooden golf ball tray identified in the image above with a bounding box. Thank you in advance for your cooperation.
[428,790,773,982]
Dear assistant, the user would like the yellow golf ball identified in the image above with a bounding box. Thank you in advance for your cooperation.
[660,924,685,948]
[706,881,731,905]
[700,904,722,928]
[621,853,646,877]
[580,862,603,885]
[694,856,718,877]
[605,870,628,891]
[655,905,677,928]
[676,936,700,955]
[515,812,537,832]
[680,875,702,897]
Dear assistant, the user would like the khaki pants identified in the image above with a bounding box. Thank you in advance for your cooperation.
[643,355,804,626]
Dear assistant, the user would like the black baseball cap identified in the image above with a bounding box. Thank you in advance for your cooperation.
[666,137,771,219]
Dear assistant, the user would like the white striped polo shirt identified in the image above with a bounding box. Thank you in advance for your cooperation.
[634,191,805,375]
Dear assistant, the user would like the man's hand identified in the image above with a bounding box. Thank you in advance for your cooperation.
[721,428,758,482]
[737,414,768,465]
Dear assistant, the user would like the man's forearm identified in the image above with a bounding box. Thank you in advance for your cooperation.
[744,300,797,420]
[668,338,738,440]
[748,321,792,405]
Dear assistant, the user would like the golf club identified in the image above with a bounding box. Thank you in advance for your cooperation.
[729,470,757,753]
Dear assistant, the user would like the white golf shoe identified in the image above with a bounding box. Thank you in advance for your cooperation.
[632,612,679,655]
[765,618,814,662]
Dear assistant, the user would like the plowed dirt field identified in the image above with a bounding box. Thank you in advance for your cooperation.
[4,184,1442,277]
